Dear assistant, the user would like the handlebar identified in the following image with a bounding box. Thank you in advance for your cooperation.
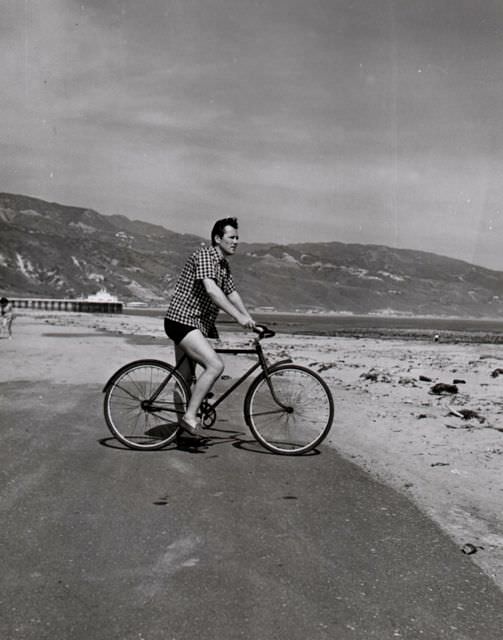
[253,324,276,339]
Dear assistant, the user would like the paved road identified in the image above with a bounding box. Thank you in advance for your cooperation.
[2,378,503,640]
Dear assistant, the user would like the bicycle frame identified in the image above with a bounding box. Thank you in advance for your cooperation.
[214,342,293,411]
[147,337,292,412]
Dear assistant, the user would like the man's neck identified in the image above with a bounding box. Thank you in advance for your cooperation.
[214,246,225,259]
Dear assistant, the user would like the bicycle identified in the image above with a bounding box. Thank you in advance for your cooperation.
[103,325,334,455]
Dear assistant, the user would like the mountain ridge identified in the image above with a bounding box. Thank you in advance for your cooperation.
[1,192,503,317]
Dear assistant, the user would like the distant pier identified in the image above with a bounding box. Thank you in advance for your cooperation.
[10,298,123,314]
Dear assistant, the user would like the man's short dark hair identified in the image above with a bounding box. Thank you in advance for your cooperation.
[211,217,238,246]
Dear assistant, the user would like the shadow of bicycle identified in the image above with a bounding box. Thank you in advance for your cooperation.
[99,428,321,456]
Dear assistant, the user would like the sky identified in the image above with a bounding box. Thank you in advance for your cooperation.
[2,0,503,269]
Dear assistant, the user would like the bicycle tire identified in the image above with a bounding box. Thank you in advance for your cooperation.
[244,364,334,455]
[103,360,189,450]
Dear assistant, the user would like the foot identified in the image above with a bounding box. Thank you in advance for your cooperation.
[179,416,203,437]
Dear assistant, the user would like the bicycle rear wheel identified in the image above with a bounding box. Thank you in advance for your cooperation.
[244,364,334,455]
[103,360,189,450]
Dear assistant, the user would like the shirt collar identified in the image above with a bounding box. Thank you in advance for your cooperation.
[208,245,228,267]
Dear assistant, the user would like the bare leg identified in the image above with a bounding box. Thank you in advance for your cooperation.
[174,343,195,390]
[172,344,193,423]
[177,330,224,428]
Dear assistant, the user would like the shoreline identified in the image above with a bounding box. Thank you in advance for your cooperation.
[125,306,503,322]
[3,310,503,591]
[55,306,503,343]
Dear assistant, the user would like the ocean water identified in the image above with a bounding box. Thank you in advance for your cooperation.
[126,308,503,343]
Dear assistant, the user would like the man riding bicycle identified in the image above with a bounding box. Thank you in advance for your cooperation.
[164,218,255,436]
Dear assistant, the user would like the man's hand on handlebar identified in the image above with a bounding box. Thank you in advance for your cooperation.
[238,313,256,330]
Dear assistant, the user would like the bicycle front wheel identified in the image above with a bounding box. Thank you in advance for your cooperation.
[244,364,334,455]
[104,360,189,450]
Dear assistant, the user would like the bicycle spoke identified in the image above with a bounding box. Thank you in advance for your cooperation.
[249,408,290,417]
[112,382,145,402]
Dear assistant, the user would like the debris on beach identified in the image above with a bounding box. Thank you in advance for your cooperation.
[447,407,486,423]
[490,367,503,378]
[486,447,503,456]
[445,423,471,430]
[461,543,479,555]
[311,362,336,373]
[430,382,458,395]
[360,368,392,383]
[419,375,433,382]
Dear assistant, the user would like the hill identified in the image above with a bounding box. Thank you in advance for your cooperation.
[1,192,503,317]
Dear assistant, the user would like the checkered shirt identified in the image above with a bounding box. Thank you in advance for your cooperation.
[165,245,236,338]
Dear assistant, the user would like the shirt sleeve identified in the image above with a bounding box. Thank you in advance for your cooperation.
[222,271,236,296]
[194,248,217,281]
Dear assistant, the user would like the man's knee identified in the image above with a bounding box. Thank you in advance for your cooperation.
[208,355,224,378]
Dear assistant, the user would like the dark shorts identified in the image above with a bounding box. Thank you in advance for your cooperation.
[164,318,197,345]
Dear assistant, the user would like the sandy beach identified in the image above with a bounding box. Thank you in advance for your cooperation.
[3,310,503,592]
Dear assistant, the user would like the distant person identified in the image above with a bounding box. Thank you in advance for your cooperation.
[0,297,14,339]
[164,217,256,435]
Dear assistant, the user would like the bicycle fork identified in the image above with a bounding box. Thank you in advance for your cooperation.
[256,347,294,413]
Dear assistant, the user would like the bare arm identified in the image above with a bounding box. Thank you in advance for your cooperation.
[228,291,255,325]
[203,279,254,328]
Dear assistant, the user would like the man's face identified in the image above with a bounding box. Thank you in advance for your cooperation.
[216,225,239,256]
